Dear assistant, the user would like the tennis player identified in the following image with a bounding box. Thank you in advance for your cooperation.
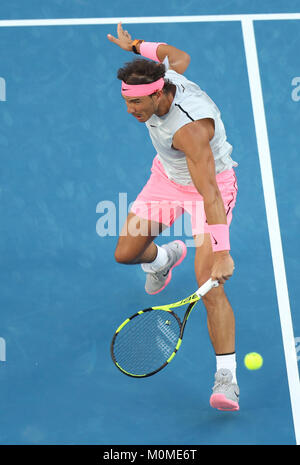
[108,23,240,411]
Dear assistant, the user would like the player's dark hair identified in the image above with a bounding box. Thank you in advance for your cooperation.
[117,58,174,95]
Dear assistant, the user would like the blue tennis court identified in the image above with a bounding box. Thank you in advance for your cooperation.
[0,0,299,445]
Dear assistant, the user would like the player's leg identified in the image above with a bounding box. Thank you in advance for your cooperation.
[115,211,187,294]
[193,233,235,356]
[190,167,239,410]
[114,212,165,264]
[115,211,187,297]
[193,233,239,411]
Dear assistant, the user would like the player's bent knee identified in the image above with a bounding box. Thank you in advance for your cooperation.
[201,283,225,305]
[195,269,212,289]
[195,270,225,301]
[114,246,137,264]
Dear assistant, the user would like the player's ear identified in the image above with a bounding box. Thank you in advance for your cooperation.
[153,89,163,100]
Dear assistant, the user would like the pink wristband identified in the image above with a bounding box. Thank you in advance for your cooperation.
[207,224,230,252]
[139,42,166,62]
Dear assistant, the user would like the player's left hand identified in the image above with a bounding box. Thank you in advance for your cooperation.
[107,22,133,51]
[211,251,235,284]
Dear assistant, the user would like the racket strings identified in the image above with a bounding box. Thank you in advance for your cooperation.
[113,310,181,376]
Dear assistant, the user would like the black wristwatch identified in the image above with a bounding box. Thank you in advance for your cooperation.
[132,39,144,55]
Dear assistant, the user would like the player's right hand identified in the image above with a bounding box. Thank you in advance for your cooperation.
[211,251,235,285]
[107,22,133,51]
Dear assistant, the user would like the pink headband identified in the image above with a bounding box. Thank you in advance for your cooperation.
[121,77,165,97]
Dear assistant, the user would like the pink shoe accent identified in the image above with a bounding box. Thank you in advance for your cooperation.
[210,394,239,411]
[147,240,187,295]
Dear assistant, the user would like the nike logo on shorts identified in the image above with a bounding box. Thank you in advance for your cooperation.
[212,234,218,245]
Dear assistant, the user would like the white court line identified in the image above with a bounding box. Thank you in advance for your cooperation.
[242,18,300,446]
[1,10,299,443]
[0,13,300,27]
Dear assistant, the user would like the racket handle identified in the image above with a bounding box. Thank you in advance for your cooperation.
[196,278,219,297]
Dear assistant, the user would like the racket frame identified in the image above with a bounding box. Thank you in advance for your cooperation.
[111,279,219,378]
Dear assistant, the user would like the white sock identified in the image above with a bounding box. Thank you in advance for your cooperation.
[141,245,168,272]
[216,353,237,384]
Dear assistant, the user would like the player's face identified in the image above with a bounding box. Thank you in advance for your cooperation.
[123,94,160,122]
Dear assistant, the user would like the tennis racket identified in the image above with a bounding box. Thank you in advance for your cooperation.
[111,278,219,378]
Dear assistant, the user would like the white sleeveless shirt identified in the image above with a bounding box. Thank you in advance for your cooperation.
[145,67,238,185]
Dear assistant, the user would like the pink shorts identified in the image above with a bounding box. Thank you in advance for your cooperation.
[131,155,238,236]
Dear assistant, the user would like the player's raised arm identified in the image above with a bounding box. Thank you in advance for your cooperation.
[156,44,190,75]
[107,22,190,74]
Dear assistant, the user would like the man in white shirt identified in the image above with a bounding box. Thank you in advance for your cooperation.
[108,23,240,411]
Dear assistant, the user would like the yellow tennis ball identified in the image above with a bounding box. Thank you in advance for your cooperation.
[244,352,263,370]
